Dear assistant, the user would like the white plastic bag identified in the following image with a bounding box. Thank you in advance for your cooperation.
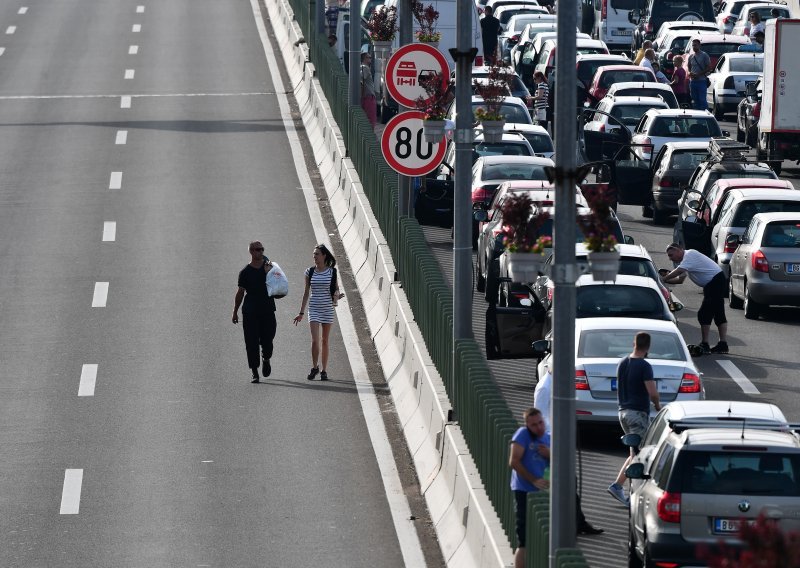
[266,262,289,298]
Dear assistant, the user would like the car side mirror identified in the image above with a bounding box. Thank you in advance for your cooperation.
[519,298,532,307]
[722,130,730,138]
[622,433,642,448]
[473,209,489,222]
[687,199,700,210]
[624,235,635,245]
[531,339,551,357]
[725,233,741,248]
[625,463,649,479]
[670,301,683,312]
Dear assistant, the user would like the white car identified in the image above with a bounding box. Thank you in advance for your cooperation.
[706,51,764,119]
[503,123,554,157]
[715,0,764,33]
[508,21,558,70]
[447,95,533,125]
[630,108,723,162]
[583,95,669,161]
[494,4,549,32]
[731,2,793,36]
[534,317,705,424]
[652,20,720,46]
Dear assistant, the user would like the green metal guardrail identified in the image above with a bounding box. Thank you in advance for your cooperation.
[280,2,587,563]
[525,494,590,568]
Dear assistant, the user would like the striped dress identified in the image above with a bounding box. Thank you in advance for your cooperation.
[306,266,335,324]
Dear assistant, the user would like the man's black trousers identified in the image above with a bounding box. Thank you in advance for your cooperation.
[242,311,277,370]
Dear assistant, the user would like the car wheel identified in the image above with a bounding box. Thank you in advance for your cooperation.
[653,205,669,226]
[728,276,743,309]
[712,94,725,120]
[484,258,500,303]
[743,282,761,319]
[476,258,486,293]
[628,527,643,568]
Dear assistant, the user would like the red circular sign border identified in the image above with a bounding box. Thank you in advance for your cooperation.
[381,110,447,177]
[385,44,450,108]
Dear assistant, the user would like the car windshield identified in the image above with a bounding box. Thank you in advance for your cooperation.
[578,60,628,85]
[761,222,800,248]
[577,257,661,282]
[474,142,533,157]
[522,133,554,153]
[611,104,656,127]
[732,203,800,227]
[578,329,685,360]
[650,117,722,138]
[535,218,625,243]
[499,8,539,25]
[472,101,532,124]
[655,0,715,20]
[750,6,790,19]
[679,452,800,496]
[729,57,763,72]
[482,163,549,180]
[669,150,708,169]
[512,17,554,32]
[668,36,692,53]
[575,286,669,320]
[615,88,678,108]
[602,71,654,88]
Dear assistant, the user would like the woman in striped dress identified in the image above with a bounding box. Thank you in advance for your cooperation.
[532,71,549,133]
[293,244,343,381]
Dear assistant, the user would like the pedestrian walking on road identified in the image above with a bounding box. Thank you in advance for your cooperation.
[294,244,344,381]
[532,71,549,132]
[360,52,377,128]
[232,241,277,384]
[509,408,550,568]
[687,38,713,111]
[670,55,690,107]
[608,332,660,506]
[480,6,502,65]
[662,243,729,354]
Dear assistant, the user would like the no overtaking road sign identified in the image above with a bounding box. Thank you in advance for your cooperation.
[385,43,450,108]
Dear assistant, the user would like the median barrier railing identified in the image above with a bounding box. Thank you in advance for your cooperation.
[281,1,587,564]
[525,493,589,568]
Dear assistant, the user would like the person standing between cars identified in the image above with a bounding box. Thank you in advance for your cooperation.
[532,71,549,132]
[687,38,713,111]
[480,6,502,66]
[652,62,670,84]
[633,40,652,65]
[670,55,690,107]
[640,48,656,73]
[232,241,277,384]
[360,52,377,128]
[607,332,661,506]
[748,11,765,39]
[662,243,729,354]
[509,408,550,568]
[739,30,764,52]
[293,244,344,381]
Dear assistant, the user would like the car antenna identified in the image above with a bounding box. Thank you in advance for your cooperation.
[741,418,746,440]
[727,402,732,417]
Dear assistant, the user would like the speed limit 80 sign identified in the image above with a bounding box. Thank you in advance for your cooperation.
[380,110,447,176]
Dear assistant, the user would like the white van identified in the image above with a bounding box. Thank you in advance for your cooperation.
[592,0,638,51]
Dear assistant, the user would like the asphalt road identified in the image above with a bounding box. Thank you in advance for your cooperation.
[0,1,420,566]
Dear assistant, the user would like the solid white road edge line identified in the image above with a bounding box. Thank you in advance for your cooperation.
[717,359,761,394]
[103,221,116,242]
[60,469,83,514]
[0,48,5,56]
[249,2,427,566]
[79,364,98,397]
[109,171,122,189]
[115,130,128,144]
[92,282,109,307]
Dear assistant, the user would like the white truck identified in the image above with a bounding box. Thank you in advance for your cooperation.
[756,18,800,174]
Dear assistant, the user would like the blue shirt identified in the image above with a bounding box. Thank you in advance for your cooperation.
[510,427,550,492]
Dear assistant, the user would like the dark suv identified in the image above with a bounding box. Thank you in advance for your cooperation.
[629,0,716,51]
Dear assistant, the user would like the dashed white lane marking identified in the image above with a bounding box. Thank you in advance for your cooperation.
[120,95,131,108]
[132,24,141,32]
[124,69,135,79]
[717,359,761,395]
[128,45,139,55]
[60,469,83,514]
[0,48,5,56]
[115,130,127,145]
[18,7,27,14]
[109,171,122,189]
[136,5,145,13]
[92,282,109,307]
[78,364,98,396]
[6,26,16,34]
[249,1,427,566]
[102,222,116,241]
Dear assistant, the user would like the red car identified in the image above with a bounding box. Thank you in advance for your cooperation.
[588,65,658,102]
[680,33,750,75]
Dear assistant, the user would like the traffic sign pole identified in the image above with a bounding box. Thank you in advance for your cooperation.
[398,1,413,218]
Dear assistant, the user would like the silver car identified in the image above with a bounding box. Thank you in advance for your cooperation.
[728,212,800,319]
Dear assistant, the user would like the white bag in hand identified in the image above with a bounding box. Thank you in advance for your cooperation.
[266,262,289,298]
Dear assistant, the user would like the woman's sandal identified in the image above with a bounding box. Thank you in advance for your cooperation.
[307,367,319,381]
[320,371,328,381]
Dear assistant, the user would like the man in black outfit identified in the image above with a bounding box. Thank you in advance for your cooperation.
[480,6,502,65]
[232,241,277,383]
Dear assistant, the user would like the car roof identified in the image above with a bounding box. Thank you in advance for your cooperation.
[659,20,718,30]
[575,316,679,333]
[742,1,790,8]
[595,64,648,73]
[471,95,527,107]
[575,274,661,289]
[645,108,713,118]
[504,123,550,135]
[662,141,711,151]
[479,155,552,165]
[680,428,800,448]
[605,96,669,107]
[663,400,788,422]
[473,131,530,143]
[498,180,556,189]
[471,65,518,74]
[752,212,800,223]
[722,51,765,60]
[705,160,775,171]
[733,188,800,200]
[714,178,794,190]
[692,32,750,43]
[574,243,651,258]
[575,53,629,62]
[607,81,673,92]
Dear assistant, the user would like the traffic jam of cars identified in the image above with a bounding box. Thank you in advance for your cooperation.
[399,0,800,564]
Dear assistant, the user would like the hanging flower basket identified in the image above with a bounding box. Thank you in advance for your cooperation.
[418,40,439,48]
[587,249,621,282]
[501,251,545,283]
[422,119,446,143]
[480,120,505,143]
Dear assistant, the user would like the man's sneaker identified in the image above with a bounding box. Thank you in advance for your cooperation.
[262,359,271,377]
[699,342,711,354]
[710,341,729,354]
[607,483,629,507]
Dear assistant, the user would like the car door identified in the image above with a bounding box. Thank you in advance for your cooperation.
[614,117,654,206]
[485,299,546,359]
[517,42,538,87]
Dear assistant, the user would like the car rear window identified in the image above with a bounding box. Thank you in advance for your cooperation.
[733,202,800,227]
[522,133,554,153]
[578,257,660,281]
[575,286,668,319]
[653,0,715,21]
[578,60,628,85]
[472,102,532,124]
[701,42,745,57]
[650,117,722,138]
[611,104,659,127]
[669,150,707,169]
[482,163,549,180]
[678,451,800,496]
[474,142,533,157]
[578,329,686,360]
[729,57,764,73]
[614,88,679,108]
[602,71,654,88]
[761,222,800,248]
[534,218,626,243]
[750,6,791,20]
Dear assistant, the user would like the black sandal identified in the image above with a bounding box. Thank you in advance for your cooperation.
[307,367,319,381]
[320,371,328,381]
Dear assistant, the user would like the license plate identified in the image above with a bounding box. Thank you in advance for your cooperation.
[657,380,671,393]
[713,518,755,534]
[611,29,632,36]
[611,378,617,391]
[787,263,800,273]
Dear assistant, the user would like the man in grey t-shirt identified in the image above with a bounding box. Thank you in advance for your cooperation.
[687,38,713,111]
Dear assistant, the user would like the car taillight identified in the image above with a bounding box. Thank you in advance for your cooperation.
[601,0,607,19]
[724,76,735,89]
[753,102,760,118]
[659,177,672,187]
[645,22,653,33]
[723,233,739,253]
[472,186,493,203]
[660,285,671,303]
[642,136,652,154]
[724,15,734,24]
[598,123,606,133]
[752,250,769,272]
[575,369,589,390]
[678,372,701,393]
[512,34,520,43]
[474,55,484,67]
[657,491,681,523]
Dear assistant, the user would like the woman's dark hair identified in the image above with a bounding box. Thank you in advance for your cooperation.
[316,244,337,268]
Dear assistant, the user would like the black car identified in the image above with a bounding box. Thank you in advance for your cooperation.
[646,141,709,224]
[629,0,716,51]
[736,79,761,147]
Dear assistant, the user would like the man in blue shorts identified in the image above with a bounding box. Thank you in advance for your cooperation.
[608,332,661,505]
